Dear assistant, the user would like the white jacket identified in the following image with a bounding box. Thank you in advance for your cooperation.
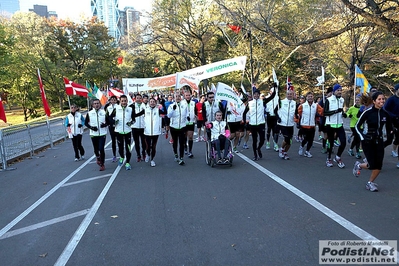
[168,102,188,129]
[144,105,163,136]
[180,99,196,125]
[325,95,345,126]
[131,103,145,129]
[247,99,265,125]
[114,105,133,134]
[299,102,319,127]
[210,120,227,141]
[65,112,84,136]
[277,98,296,127]
[204,100,220,122]
[87,109,107,136]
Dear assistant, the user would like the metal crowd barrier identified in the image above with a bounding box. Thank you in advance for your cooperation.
[0,118,68,170]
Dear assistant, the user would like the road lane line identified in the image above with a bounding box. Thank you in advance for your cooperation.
[0,141,112,239]
[54,143,135,266]
[236,153,399,261]
[62,174,112,187]
[0,209,90,240]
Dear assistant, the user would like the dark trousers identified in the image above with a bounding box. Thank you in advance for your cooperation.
[72,134,85,159]
[250,124,265,156]
[132,128,146,158]
[327,125,346,158]
[170,127,186,158]
[350,127,361,152]
[117,132,132,163]
[145,135,159,160]
[300,127,315,151]
[266,116,278,142]
[91,135,106,166]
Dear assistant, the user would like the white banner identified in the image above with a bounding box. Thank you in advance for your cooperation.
[122,56,247,93]
[215,82,240,105]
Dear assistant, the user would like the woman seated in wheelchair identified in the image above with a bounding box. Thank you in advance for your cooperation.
[206,111,231,164]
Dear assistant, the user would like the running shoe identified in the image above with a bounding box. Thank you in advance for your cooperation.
[347,149,354,156]
[237,138,241,146]
[99,165,105,171]
[184,147,188,155]
[150,160,156,167]
[169,139,173,144]
[217,158,223,164]
[392,150,398,157]
[195,138,199,142]
[326,159,333,167]
[334,140,340,147]
[137,157,141,162]
[274,143,279,152]
[257,148,263,158]
[355,152,362,159]
[318,135,323,140]
[233,147,239,153]
[347,135,352,144]
[223,158,230,164]
[366,181,378,192]
[321,147,327,154]
[278,148,284,158]
[125,163,131,170]
[165,133,168,139]
[252,156,258,161]
[188,152,194,158]
[174,154,179,162]
[265,142,270,149]
[74,158,79,162]
[112,156,117,163]
[118,158,124,166]
[334,156,345,168]
[178,158,185,165]
[145,156,150,163]
[298,146,304,156]
[283,153,290,160]
[353,161,361,177]
[97,157,101,165]
[304,151,313,158]
[243,143,249,149]
[81,155,85,160]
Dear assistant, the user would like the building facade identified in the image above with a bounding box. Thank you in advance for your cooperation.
[91,0,121,43]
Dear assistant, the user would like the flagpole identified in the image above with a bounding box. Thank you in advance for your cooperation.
[354,64,357,105]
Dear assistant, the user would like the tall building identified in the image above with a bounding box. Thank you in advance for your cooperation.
[0,0,20,17]
[119,7,140,38]
[29,5,48,17]
[91,0,121,43]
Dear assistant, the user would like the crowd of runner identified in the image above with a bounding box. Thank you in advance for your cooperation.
[65,82,399,192]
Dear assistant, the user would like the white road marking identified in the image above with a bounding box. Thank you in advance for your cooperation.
[62,174,112,187]
[0,209,90,240]
[236,152,399,262]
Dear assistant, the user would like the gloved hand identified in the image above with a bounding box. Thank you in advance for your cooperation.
[91,126,98,132]
[126,121,132,127]
[173,104,177,110]
[78,124,83,128]
[187,116,190,122]
[336,108,343,113]
[115,120,119,125]
[277,117,282,123]
[67,123,72,127]
[342,113,347,118]
[206,123,213,129]
[100,123,107,128]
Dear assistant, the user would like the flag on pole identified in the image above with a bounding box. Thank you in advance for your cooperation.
[86,81,96,99]
[272,67,279,86]
[240,83,247,95]
[316,66,325,86]
[108,87,124,98]
[93,84,108,106]
[355,65,372,93]
[0,97,7,123]
[37,69,51,117]
[286,76,294,91]
[227,24,242,34]
[64,77,89,98]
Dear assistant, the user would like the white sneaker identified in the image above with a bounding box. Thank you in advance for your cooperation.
[265,142,270,149]
[274,143,279,152]
[304,151,312,158]
[392,150,398,157]
[366,181,378,192]
[298,146,304,156]
[150,160,156,167]
[278,148,284,158]
[145,156,150,163]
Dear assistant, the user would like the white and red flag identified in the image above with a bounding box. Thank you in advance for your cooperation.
[37,69,51,117]
[64,77,89,98]
[108,87,124,98]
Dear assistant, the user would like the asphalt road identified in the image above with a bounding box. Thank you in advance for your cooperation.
[0,129,398,266]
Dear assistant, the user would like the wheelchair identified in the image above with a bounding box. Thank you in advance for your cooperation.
[205,136,234,167]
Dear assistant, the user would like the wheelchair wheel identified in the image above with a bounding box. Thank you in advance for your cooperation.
[205,141,211,165]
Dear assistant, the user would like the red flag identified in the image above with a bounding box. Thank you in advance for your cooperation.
[286,76,294,91]
[64,77,89,98]
[108,87,124,98]
[227,24,242,34]
[117,56,123,65]
[37,69,51,117]
[0,97,7,123]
